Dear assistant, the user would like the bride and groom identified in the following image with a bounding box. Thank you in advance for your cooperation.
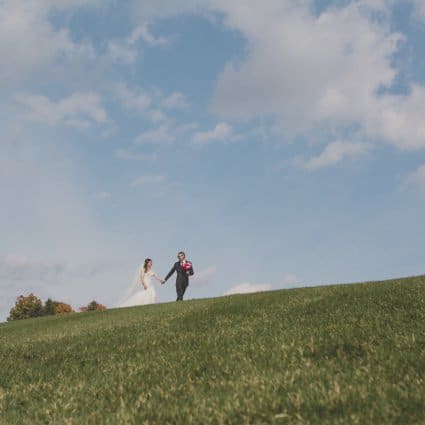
[120,252,194,307]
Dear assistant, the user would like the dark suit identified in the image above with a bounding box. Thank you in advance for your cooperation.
[165,261,194,301]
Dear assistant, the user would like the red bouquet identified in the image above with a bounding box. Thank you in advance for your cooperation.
[181,260,194,276]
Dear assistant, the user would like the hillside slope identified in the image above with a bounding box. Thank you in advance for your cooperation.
[0,276,424,424]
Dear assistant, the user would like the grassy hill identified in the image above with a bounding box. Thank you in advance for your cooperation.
[0,276,424,424]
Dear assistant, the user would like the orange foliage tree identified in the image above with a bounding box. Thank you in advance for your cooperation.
[8,293,44,321]
[79,300,107,312]
[55,302,74,315]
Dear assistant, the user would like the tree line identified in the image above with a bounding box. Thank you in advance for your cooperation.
[7,293,106,321]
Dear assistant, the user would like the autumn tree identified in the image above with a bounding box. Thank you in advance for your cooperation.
[40,298,74,316]
[8,293,44,321]
[55,302,74,314]
[79,300,107,312]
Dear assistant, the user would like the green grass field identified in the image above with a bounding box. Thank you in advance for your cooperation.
[0,276,424,424]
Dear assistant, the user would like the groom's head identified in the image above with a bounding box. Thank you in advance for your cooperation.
[177,251,185,261]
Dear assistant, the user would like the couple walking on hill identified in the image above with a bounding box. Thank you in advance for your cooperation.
[120,252,194,307]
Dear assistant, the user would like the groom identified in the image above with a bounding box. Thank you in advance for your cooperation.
[163,251,194,301]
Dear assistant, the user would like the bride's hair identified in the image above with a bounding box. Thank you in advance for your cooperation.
[143,258,152,273]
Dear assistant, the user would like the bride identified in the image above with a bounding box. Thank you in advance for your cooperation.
[119,258,165,307]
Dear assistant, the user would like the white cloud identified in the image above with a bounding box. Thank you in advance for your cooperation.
[0,0,96,88]
[112,83,192,148]
[366,85,425,150]
[115,148,158,161]
[132,0,425,151]
[191,266,216,285]
[114,82,152,113]
[36,0,104,9]
[295,141,372,171]
[193,122,233,145]
[130,0,204,21]
[162,91,188,109]
[14,92,108,129]
[224,282,272,295]
[133,125,175,145]
[101,124,118,138]
[410,0,425,21]
[108,40,139,65]
[205,0,425,150]
[131,175,166,187]
[404,163,425,195]
[128,0,425,152]
[114,83,182,126]
[148,109,170,124]
[130,23,169,47]
[107,23,168,64]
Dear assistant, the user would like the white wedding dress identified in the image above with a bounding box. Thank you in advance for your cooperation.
[119,268,159,307]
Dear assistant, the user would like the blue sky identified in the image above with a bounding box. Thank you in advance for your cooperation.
[1,0,425,321]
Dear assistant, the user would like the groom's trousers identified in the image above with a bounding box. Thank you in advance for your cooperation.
[176,278,188,301]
